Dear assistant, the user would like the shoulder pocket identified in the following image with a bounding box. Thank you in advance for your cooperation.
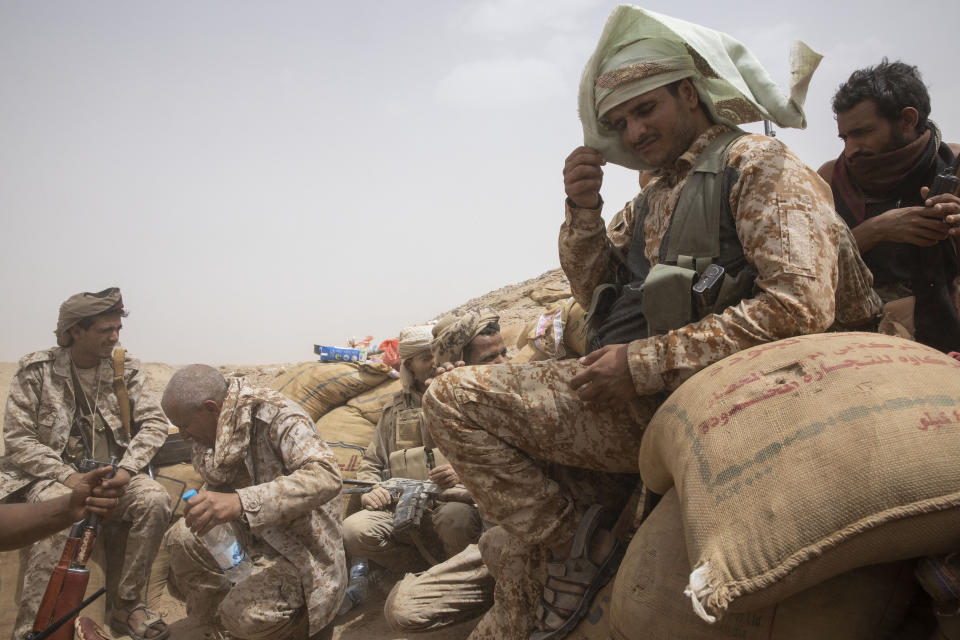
[777,194,816,276]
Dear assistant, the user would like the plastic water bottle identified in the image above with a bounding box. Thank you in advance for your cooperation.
[183,489,253,585]
[338,557,370,615]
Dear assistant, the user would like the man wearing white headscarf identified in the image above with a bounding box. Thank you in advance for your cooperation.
[342,325,482,575]
[424,6,880,639]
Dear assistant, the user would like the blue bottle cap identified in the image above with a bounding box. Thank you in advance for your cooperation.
[183,489,198,501]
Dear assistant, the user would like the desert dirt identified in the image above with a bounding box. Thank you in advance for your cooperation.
[0,269,575,640]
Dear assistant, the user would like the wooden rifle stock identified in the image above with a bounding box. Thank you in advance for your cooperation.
[31,457,117,640]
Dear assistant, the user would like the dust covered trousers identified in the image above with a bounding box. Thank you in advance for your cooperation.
[163,379,346,639]
[384,525,508,632]
[343,389,482,573]
[0,347,170,640]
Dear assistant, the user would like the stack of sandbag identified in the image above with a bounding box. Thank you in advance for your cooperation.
[610,490,921,638]
[270,360,397,421]
[514,297,589,362]
[638,332,960,624]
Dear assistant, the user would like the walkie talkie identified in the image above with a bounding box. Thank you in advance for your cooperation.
[928,155,960,198]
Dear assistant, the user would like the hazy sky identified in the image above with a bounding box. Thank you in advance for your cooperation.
[2,1,958,364]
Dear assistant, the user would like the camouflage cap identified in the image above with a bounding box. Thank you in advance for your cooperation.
[432,308,500,365]
[55,287,126,347]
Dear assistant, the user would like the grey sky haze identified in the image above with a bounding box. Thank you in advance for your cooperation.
[2,1,958,363]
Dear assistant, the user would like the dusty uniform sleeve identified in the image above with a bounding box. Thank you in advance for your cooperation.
[236,413,342,529]
[355,403,396,484]
[118,355,168,474]
[4,364,76,483]
[626,137,841,395]
[558,197,636,308]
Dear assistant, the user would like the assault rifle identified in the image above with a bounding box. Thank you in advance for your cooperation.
[342,477,443,534]
[28,457,117,640]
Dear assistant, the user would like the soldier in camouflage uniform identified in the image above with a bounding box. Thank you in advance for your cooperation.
[161,365,345,640]
[423,7,880,639]
[342,322,495,575]
[0,287,171,640]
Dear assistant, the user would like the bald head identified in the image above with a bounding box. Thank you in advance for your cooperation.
[162,364,228,415]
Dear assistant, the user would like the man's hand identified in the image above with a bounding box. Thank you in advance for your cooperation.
[97,467,132,494]
[428,464,459,489]
[923,187,960,238]
[569,344,637,404]
[360,486,393,511]
[67,466,120,521]
[184,490,243,536]
[425,361,465,388]
[564,146,605,209]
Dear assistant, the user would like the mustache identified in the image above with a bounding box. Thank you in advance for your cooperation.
[846,151,874,162]
[632,134,657,150]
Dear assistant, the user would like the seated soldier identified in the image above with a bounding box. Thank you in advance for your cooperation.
[342,321,497,575]
[0,287,171,640]
[161,365,345,640]
[382,311,511,631]
[423,7,879,638]
[818,59,960,351]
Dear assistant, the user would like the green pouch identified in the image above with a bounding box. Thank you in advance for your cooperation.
[642,263,696,335]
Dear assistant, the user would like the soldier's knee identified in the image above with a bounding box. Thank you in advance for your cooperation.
[343,512,392,556]
[433,503,482,550]
[384,576,432,632]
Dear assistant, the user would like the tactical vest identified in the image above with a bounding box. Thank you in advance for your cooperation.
[591,130,882,348]
[593,129,757,346]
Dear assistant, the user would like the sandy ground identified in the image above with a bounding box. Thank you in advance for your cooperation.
[0,269,574,639]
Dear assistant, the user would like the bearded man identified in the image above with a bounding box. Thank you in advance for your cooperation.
[422,7,879,639]
[818,59,960,352]
[0,287,171,640]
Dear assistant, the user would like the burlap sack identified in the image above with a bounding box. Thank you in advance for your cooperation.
[270,360,395,420]
[345,378,401,425]
[610,490,918,639]
[315,405,377,480]
[639,332,960,621]
[516,298,589,360]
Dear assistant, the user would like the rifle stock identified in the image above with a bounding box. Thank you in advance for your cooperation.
[30,457,117,640]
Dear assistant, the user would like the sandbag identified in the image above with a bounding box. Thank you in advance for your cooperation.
[270,360,396,420]
[610,490,919,639]
[516,298,589,360]
[316,405,378,479]
[639,332,960,621]
[345,378,402,425]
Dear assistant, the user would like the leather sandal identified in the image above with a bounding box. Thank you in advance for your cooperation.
[109,604,170,640]
[530,504,623,640]
[75,617,111,640]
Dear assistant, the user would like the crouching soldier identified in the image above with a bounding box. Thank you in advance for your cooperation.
[0,287,171,640]
[161,365,345,640]
[342,322,492,575]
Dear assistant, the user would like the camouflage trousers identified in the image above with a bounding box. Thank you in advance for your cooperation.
[423,359,652,638]
[342,501,482,574]
[384,526,507,632]
[11,473,171,640]
[163,518,309,640]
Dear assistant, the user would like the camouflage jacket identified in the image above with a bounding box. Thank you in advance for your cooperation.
[560,125,845,395]
[0,346,168,499]
[197,380,346,634]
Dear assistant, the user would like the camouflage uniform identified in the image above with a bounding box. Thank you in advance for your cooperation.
[0,347,170,640]
[342,389,482,574]
[424,126,847,637]
[163,378,345,639]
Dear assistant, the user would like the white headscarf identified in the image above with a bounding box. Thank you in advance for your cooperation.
[580,5,822,170]
[397,324,434,392]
